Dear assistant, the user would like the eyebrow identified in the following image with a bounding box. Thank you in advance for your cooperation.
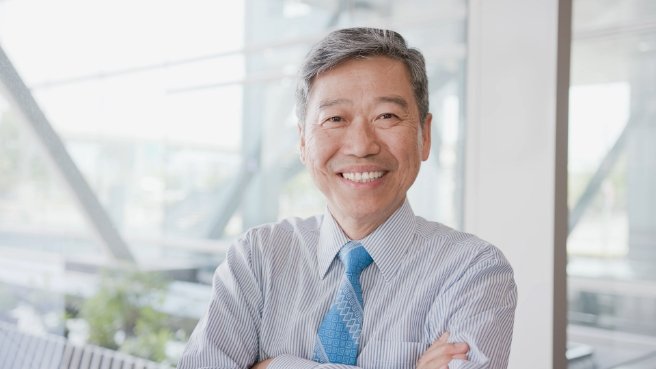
[376,95,409,110]
[318,98,352,110]
[318,96,409,110]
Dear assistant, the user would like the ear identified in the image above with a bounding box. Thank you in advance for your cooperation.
[298,122,306,164]
[420,113,432,161]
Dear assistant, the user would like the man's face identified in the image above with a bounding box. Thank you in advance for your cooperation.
[300,56,431,231]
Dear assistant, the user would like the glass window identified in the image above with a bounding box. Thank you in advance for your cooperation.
[0,0,467,364]
[568,0,656,367]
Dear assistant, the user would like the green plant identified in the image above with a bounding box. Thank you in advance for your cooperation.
[79,270,172,361]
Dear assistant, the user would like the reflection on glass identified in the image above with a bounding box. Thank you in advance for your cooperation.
[0,0,467,364]
[568,0,656,368]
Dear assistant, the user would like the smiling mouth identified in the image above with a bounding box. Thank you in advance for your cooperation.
[341,171,385,183]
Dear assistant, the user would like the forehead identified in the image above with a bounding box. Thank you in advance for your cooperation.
[308,56,416,106]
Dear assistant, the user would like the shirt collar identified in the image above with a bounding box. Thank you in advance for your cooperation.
[317,208,350,279]
[317,199,417,282]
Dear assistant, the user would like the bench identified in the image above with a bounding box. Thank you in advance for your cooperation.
[0,321,170,369]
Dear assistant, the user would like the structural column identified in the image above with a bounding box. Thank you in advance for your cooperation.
[465,0,571,368]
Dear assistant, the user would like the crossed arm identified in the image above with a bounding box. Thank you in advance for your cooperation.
[252,333,469,369]
[178,238,517,369]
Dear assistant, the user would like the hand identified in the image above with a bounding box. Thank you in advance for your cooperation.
[416,332,469,369]
[251,358,274,369]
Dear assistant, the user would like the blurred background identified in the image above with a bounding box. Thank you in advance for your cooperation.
[0,0,654,368]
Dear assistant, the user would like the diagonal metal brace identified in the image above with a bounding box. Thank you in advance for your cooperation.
[0,45,135,263]
[568,118,633,235]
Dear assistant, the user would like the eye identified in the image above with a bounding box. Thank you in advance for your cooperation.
[375,112,401,128]
[320,115,346,127]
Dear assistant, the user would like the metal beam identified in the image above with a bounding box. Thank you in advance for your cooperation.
[205,146,304,240]
[205,157,258,239]
[568,120,632,235]
[0,46,135,263]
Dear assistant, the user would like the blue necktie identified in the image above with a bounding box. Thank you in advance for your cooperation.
[313,241,373,365]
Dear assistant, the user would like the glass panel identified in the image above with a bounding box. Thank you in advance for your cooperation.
[568,0,656,367]
[242,0,468,228]
[0,0,467,365]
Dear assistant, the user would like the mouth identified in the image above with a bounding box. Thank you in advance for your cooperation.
[340,171,386,183]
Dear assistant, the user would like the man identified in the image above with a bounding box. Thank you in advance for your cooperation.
[179,27,517,369]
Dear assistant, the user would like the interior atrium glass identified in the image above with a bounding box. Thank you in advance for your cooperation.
[0,0,467,364]
[567,0,656,367]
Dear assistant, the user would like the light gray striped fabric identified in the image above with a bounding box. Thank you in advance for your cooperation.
[178,200,517,369]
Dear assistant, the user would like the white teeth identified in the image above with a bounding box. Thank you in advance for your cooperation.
[342,171,384,183]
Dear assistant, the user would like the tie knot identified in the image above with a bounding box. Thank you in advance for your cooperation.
[338,242,373,276]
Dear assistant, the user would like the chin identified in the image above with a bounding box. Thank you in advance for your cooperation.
[345,203,386,218]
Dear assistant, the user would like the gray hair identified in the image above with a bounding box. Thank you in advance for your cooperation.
[296,27,429,127]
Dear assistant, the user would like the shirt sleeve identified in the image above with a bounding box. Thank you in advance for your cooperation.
[177,236,264,369]
[269,355,360,369]
[434,245,517,369]
[176,235,363,369]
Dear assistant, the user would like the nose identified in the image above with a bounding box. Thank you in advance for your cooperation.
[342,119,381,157]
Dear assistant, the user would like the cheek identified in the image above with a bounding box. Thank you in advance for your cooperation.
[305,131,339,163]
[302,140,330,173]
[387,134,421,159]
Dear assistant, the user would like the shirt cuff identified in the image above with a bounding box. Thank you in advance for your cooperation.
[448,359,486,369]
[268,355,360,369]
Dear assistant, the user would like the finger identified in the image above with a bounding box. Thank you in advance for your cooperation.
[422,348,469,369]
[418,335,469,369]
[452,342,469,355]
[418,344,460,366]
[419,354,455,369]
[417,343,449,368]
[424,333,451,355]
[453,353,468,360]
[417,354,453,369]
[437,332,449,344]
[423,341,468,357]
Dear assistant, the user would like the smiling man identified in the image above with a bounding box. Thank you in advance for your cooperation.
[178,28,517,369]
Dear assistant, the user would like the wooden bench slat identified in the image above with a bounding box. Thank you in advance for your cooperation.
[58,343,75,369]
[72,345,86,369]
[133,358,149,369]
[123,355,136,369]
[26,335,49,369]
[46,339,67,369]
[3,328,29,369]
[0,323,170,369]
[44,340,64,369]
[31,336,53,369]
[0,330,11,367]
[110,355,125,369]
[10,333,30,369]
[97,350,112,369]
[88,346,104,369]
[0,329,17,368]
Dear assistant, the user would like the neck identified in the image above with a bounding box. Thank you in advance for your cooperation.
[329,200,405,240]
[338,220,381,241]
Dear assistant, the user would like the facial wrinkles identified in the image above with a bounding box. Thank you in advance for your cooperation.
[296,56,432,240]
[303,127,333,177]
[304,58,423,176]
[322,119,417,178]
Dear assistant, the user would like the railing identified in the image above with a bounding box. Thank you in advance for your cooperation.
[0,321,170,369]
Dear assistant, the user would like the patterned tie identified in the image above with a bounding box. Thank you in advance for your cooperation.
[313,241,373,365]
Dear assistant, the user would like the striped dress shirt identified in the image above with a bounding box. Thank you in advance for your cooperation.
[178,200,517,369]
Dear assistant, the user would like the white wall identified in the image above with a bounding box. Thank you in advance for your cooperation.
[465,1,571,368]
